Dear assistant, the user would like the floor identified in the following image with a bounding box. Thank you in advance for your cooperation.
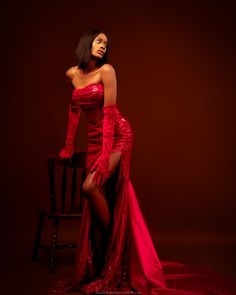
[3,221,236,295]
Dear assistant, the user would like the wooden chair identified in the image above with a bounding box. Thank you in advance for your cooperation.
[32,151,87,272]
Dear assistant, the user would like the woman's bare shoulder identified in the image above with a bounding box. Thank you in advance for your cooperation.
[100,64,116,86]
[100,63,115,73]
[100,64,116,82]
[65,66,77,79]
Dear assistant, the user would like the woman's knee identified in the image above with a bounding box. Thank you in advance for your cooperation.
[82,180,95,195]
[82,175,103,197]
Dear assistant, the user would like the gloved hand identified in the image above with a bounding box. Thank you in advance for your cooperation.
[91,104,117,186]
[59,104,81,159]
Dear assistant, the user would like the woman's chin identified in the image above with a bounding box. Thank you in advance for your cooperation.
[92,53,103,59]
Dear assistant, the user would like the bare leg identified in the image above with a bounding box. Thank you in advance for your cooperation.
[82,151,122,230]
[82,151,122,276]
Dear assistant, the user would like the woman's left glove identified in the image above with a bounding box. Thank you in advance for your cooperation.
[91,105,117,186]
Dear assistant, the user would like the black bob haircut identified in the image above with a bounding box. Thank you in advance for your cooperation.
[75,28,109,70]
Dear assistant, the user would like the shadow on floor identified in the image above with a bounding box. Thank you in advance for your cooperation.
[3,226,236,295]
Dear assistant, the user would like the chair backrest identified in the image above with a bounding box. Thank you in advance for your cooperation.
[47,151,87,214]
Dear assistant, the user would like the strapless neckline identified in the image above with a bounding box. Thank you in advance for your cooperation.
[73,82,103,91]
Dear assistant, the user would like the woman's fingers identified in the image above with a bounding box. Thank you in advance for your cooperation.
[59,149,73,160]
[90,162,98,173]
[97,173,102,186]
[92,171,99,184]
[92,170,103,186]
[91,166,109,186]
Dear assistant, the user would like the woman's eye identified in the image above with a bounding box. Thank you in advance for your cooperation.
[95,39,100,43]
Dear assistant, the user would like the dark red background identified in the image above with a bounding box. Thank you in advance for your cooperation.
[1,0,235,289]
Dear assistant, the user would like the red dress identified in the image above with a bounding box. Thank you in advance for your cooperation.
[49,82,236,294]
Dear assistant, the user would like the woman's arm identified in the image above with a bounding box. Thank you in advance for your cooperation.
[59,68,81,159]
[101,64,117,106]
[91,64,118,185]
[65,67,76,90]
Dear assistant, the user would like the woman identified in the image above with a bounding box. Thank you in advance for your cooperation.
[49,29,236,294]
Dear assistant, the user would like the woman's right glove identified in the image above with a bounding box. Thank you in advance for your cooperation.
[59,104,81,159]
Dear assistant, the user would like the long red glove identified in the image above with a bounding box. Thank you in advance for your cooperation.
[59,104,81,159]
[91,105,117,186]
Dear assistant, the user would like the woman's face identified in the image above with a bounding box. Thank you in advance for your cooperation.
[91,33,108,59]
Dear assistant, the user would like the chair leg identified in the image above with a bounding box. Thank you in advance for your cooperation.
[32,212,46,261]
[49,218,59,273]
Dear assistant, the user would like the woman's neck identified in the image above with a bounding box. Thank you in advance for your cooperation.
[84,59,98,74]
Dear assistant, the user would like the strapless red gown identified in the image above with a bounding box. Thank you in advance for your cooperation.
[49,82,236,294]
